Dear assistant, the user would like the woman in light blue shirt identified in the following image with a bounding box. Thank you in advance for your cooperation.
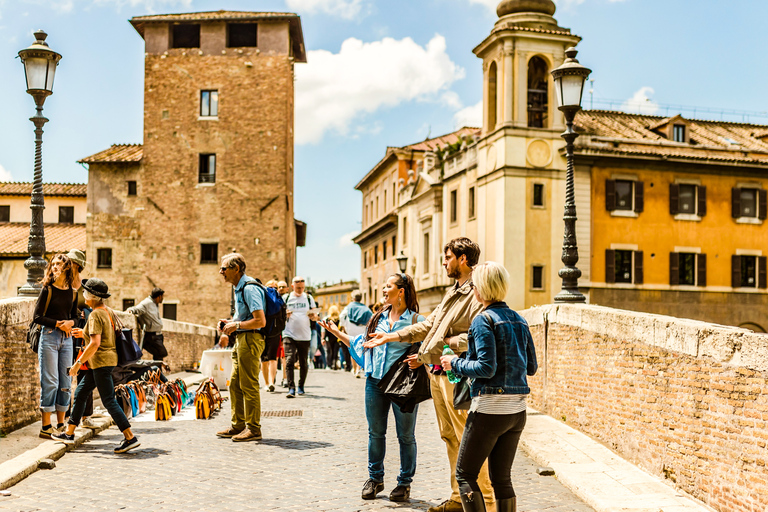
[320,273,425,504]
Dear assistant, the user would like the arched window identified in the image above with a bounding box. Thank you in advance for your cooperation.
[487,61,497,130]
[527,56,548,128]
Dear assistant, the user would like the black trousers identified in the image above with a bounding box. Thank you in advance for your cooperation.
[143,332,167,360]
[325,338,339,369]
[283,338,310,389]
[69,366,131,433]
[455,410,526,500]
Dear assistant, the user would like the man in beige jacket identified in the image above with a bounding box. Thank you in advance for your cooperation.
[366,237,493,512]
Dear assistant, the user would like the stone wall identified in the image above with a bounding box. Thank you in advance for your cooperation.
[522,304,768,512]
[0,297,215,434]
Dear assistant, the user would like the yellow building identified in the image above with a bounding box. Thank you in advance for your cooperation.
[314,280,359,316]
[354,0,768,330]
[0,182,87,298]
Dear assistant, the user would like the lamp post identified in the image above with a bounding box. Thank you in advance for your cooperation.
[551,47,590,303]
[17,30,62,297]
[396,251,408,274]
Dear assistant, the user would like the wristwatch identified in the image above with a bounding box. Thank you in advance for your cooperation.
[235,321,241,330]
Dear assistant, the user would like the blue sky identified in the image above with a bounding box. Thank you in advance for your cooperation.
[0,0,766,286]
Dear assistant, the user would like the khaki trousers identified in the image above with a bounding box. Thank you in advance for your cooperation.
[230,332,264,431]
[430,373,495,511]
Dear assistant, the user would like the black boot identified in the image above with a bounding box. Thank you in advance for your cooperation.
[496,497,516,512]
[459,492,487,512]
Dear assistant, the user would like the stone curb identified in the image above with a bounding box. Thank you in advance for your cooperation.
[520,409,717,512]
[0,373,205,491]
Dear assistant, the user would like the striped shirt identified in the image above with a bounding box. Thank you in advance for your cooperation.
[470,394,527,415]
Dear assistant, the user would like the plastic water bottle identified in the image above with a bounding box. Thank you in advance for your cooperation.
[442,345,461,384]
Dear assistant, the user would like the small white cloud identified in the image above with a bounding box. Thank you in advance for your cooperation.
[454,100,483,128]
[441,91,463,109]
[285,0,364,20]
[338,231,358,248]
[51,0,74,12]
[0,164,14,182]
[296,35,464,145]
[621,86,659,115]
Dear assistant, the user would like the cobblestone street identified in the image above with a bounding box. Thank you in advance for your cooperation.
[0,370,594,512]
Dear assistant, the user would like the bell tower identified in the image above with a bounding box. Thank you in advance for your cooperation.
[474,0,581,135]
[472,0,588,309]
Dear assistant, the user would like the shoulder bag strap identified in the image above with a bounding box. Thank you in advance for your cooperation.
[42,286,53,316]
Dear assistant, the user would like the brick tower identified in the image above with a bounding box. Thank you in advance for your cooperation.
[82,11,307,325]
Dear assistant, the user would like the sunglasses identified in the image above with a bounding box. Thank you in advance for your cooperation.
[293,280,305,283]
[220,266,234,272]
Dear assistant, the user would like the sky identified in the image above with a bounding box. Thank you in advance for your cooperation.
[0,0,766,287]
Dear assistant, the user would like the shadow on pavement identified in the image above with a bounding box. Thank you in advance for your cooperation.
[82,446,171,459]
[295,394,347,401]
[258,438,333,450]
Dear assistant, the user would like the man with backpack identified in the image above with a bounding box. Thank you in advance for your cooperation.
[282,276,317,398]
[215,253,267,442]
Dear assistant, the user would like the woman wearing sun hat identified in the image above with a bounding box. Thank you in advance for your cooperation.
[53,278,141,454]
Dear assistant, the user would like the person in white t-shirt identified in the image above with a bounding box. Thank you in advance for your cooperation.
[282,276,317,398]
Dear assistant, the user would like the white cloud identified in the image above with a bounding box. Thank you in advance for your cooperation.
[0,164,14,182]
[295,35,465,145]
[285,0,364,20]
[621,86,659,115]
[338,231,358,248]
[454,100,482,128]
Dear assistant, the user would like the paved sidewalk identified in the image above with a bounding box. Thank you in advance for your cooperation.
[0,369,593,512]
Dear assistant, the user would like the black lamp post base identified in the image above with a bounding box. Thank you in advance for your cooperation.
[554,289,586,303]
[18,255,46,296]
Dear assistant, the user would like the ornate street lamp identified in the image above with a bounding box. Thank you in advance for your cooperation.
[551,47,590,303]
[17,30,62,297]
[396,251,408,274]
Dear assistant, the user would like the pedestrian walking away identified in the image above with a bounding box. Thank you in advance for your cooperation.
[323,305,342,370]
[216,253,267,442]
[320,273,426,503]
[261,280,281,392]
[282,276,318,397]
[365,237,495,512]
[53,278,141,454]
[440,262,538,512]
[127,287,167,361]
[33,253,78,439]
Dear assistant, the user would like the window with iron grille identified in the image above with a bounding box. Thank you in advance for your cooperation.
[199,154,216,183]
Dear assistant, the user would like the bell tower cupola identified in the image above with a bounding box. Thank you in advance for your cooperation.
[474,0,581,135]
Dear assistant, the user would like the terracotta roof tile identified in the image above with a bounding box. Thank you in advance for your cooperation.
[574,110,768,166]
[0,223,85,256]
[131,10,297,23]
[78,144,142,164]
[0,182,86,197]
[403,127,481,152]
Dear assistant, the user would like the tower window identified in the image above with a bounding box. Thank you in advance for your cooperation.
[199,154,216,183]
[97,248,112,269]
[533,183,544,207]
[200,90,219,117]
[171,24,200,48]
[487,62,497,130]
[200,243,218,264]
[227,23,258,47]
[127,181,137,196]
[527,56,549,128]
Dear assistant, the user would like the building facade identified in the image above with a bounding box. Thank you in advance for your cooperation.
[314,280,359,316]
[82,11,306,324]
[0,183,86,298]
[355,0,768,330]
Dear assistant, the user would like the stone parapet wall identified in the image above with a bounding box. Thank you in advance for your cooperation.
[0,298,215,434]
[522,304,768,512]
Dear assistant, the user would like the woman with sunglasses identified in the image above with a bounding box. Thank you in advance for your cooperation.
[320,273,425,504]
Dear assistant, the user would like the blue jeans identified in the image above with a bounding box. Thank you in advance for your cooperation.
[38,327,73,413]
[365,377,418,486]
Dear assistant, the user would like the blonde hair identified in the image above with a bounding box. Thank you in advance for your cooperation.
[328,304,340,322]
[265,280,278,289]
[473,261,509,302]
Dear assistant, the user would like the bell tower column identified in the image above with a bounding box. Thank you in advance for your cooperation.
[503,40,513,126]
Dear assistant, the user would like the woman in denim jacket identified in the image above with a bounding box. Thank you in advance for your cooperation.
[440,262,537,512]
[320,273,425,503]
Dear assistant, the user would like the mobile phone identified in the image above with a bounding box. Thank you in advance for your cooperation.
[218,320,226,330]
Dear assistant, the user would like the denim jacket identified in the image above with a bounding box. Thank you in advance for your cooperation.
[451,302,537,397]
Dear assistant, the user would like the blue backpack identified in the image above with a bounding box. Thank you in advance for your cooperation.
[241,280,287,338]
